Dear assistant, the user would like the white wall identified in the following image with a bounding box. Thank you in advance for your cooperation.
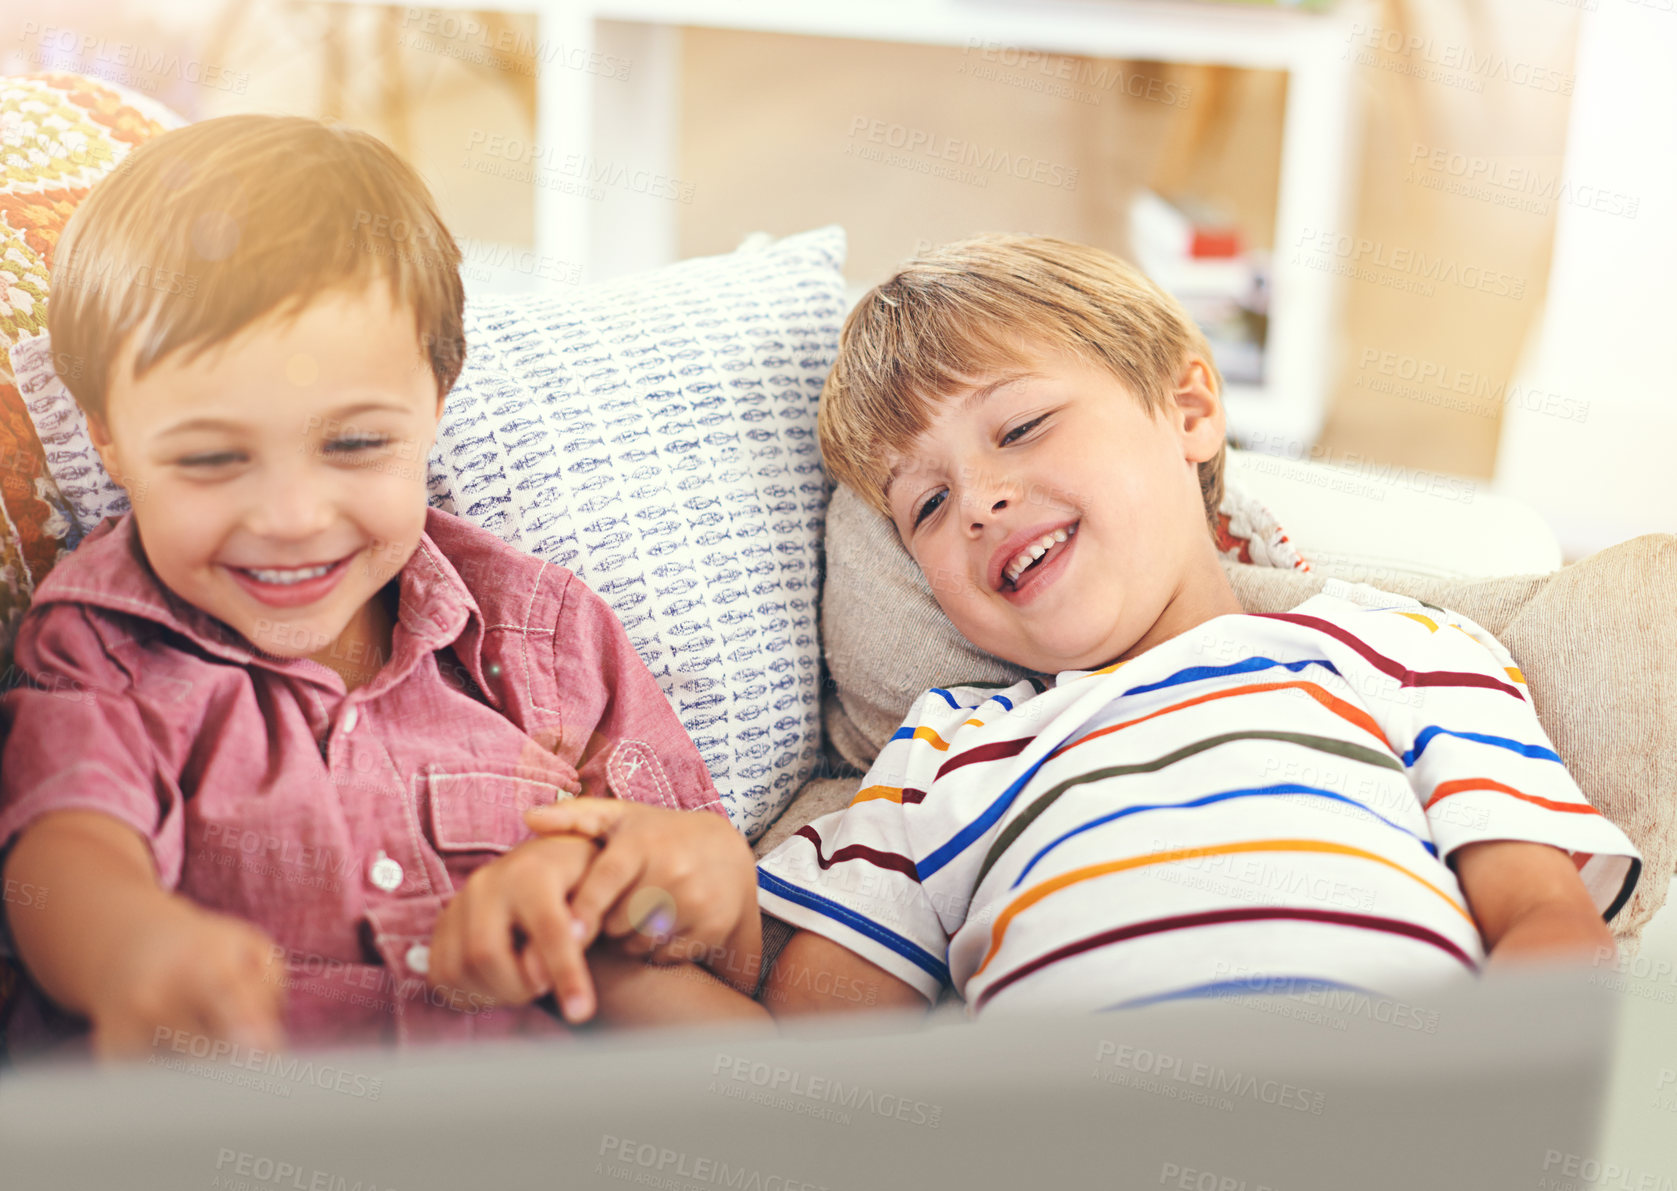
[1494,3,1677,558]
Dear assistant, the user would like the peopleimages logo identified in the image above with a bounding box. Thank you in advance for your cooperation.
[596,1135,829,1191]
[1210,962,1442,1034]
[1354,347,1590,424]
[1159,1162,1277,1191]
[149,1027,383,1100]
[1539,1151,1674,1191]
[845,117,1079,192]
[461,131,696,203]
[212,1149,393,1191]
[1,875,46,910]
[1406,143,1639,220]
[1091,1040,1327,1114]
[709,1054,943,1128]
[957,39,1192,109]
[56,256,199,299]
[1151,841,1378,913]
[398,7,631,81]
[18,22,250,93]
[1294,228,1526,300]
[1343,22,1574,95]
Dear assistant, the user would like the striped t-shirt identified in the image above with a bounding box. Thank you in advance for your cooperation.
[758,580,1641,1014]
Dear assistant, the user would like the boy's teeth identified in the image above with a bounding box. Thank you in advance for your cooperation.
[244,562,335,585]
[1005,525,1075,583]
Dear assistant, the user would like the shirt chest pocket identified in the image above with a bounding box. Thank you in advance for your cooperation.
[425,763,578,855]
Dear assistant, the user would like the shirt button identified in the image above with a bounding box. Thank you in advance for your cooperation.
[404,943,431,975]
[368,850,404,892]
[342,706,359,734]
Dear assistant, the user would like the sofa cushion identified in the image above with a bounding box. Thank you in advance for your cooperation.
[426,227,849,839]
[0,67,187,1063]
[812,482,1675,942]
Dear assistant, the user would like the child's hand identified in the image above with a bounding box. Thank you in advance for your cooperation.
[522,798,758,968]
[426,833,601,1022]
[93,896,287,1059]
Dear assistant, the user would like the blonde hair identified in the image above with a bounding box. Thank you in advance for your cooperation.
[49,115,465,423]
[817,234,1226,533]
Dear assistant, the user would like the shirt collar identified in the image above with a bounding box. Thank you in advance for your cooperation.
[31,508,483,683]
[1054,658,1130,687]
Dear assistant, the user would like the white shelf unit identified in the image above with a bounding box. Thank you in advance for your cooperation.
[405,0,1371,448]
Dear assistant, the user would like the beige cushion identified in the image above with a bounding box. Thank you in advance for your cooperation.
[764,484,1676,946]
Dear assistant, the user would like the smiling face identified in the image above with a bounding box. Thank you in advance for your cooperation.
[884,350,1240,674]
[88,285,445,678]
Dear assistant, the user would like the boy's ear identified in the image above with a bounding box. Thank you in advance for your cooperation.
[1171,355,1225,464]
[85,411,127,487]
[85,410,111,448]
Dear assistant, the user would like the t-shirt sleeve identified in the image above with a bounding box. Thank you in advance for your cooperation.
[0,604,185,887]
[1333,588,1641,922]
[756,681,1035,1001]
[548,570,726,818]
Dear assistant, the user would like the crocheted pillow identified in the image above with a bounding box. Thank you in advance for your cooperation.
[0,72,185,667]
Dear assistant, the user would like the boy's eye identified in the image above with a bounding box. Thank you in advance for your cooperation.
[1000,414,1048,446]
[913,489,947,528]
[327,436,390,454]
[179,452,241,468]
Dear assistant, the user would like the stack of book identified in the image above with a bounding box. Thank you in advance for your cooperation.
[1128,189,1268,386]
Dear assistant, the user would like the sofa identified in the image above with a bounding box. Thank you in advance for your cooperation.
[2,58,1672,956]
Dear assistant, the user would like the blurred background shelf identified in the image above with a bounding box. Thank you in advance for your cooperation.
[283,0,1364,449]
[516,0,1372,450]
[27,0,1654,558]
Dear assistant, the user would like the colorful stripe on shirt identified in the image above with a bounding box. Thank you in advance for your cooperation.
[756,588,1640,1013]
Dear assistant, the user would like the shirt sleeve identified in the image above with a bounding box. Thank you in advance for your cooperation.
[755,680,1039,1001]
[1327,584,1641,922]
[0,604,186,888]
[547,570,726,818]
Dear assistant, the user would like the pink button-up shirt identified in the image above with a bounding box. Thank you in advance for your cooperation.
[0,506,725,1052]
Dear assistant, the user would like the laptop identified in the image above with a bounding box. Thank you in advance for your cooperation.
[0,965,1620,1191]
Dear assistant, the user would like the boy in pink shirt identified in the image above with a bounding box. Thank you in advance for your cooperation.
[0,115,764,1057]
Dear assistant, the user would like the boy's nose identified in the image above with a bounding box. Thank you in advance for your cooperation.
[963,491,1012,535]
[246,477,336,541]
[970,497,1007,532]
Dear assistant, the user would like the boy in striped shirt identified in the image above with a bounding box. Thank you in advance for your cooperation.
[748,235,1639,1015]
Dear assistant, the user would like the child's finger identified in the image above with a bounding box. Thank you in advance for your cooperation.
[518,945,550,997]
[204,979,286,1054]
[459,892,535,1005]
[524,797,628,840]
[515,895,594,1024]
[567,844,648,945]
[430,910,508,1006]
[97,1008,197,1060]
[602,883,683,960]
[242,939,289,1048]
[426,907,464,993]
[196,936,288,1053]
